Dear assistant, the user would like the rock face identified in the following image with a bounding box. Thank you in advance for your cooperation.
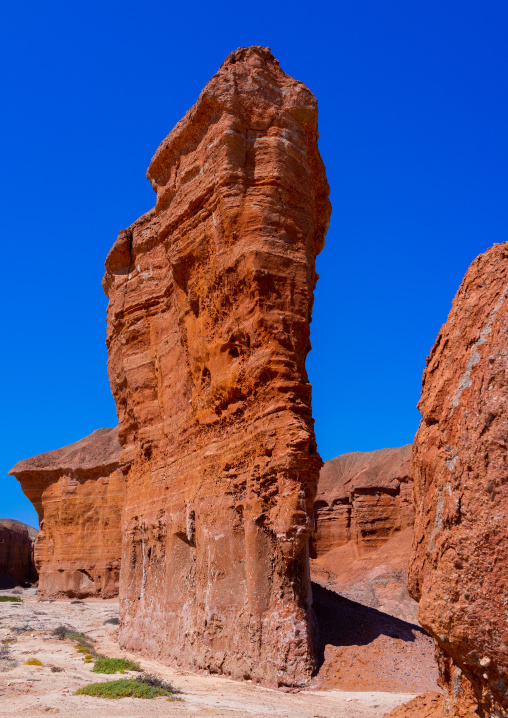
[408,243,508,717]
[0,519,38,588]
[9,427,126,598]
[103,46,330,685]
[310,446,417,622]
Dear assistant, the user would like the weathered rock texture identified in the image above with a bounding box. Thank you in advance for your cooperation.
[103,46,330,685]
[9,427,126,599]
[0,519,37,588]
[408,242,508,717]
[310,446,417,622]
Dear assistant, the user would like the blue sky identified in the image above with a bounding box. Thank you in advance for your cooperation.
[1,1,507,528]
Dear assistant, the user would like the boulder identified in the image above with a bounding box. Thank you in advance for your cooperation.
[0,518,37,588]
[9,427,126,598]
[104,46,330,685]
[408,242,508,716]
[310,446,418,623]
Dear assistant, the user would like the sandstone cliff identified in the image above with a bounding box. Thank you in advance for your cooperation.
[407,242,508,717]
[9,427,126,599]
[103,46,330,686]
[0,519,37,588]
[310,446,417,623]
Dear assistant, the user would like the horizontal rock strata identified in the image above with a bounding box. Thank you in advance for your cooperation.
[104,46,330,685]
[9,427,126,599]
[0,519,37,588]
[310,446,417,622]
[409,242,508,717]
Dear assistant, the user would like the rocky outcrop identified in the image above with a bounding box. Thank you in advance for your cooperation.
[103,46,330,686]
[408,242,508,717]
[0,519,37,588]
[310,446,417,622]
[9,427,126,599]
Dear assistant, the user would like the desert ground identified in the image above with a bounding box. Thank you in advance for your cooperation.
[0,587,436,718]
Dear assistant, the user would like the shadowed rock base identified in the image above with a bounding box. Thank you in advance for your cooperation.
[104,46,331,686]
[0,519,37,588]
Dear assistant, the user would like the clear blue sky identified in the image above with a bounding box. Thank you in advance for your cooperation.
[2,1,507,528]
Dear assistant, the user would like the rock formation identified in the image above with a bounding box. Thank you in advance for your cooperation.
[0,519,38,588]
[406,242,508,717]
[9,427,126,599]
[310,446,417,623]
[103,46,330,685]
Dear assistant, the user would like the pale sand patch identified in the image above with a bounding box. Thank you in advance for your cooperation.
[0,587,419,718]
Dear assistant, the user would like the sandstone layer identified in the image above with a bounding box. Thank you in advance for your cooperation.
[9,427,126,598]
[310,446,417,622]
[0,519,37,588]
[408,242,508,717]
[103,46,330,685]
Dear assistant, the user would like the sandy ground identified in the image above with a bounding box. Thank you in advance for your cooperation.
[0,588,428,718]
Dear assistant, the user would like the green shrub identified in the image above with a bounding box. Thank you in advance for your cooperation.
[0,596,22,603]
[92,657,142,674]
[75,678,174,699]
[25,658,44,666]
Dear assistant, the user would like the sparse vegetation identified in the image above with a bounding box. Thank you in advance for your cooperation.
[92,656,142,674]
[51,625,72,640]
[25,658,44,666]
[137,673,180,694]
[50,665,64,673]
[0,596,22,603]
[75,677,175,699]
[51,625,96,656]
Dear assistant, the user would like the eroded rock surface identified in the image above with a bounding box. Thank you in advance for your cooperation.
[0,519,37,588]
[9,427,126,598]
[310,446,417,622]
[408,243,508,717]
[104,46,330,685]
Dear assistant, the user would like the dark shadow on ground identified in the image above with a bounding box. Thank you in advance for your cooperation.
[312,580,430,670]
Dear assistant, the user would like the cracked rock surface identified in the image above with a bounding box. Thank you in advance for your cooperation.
[408,242,508,716]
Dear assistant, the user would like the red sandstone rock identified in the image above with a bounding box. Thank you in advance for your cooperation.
[310,446,417,622]
[384,692,444,718]
[408,242,508,717]
[103,46,330,686]
[9,427,126,599]
[0,519,37,588]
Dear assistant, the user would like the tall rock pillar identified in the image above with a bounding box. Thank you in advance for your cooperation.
[103,46,331,685]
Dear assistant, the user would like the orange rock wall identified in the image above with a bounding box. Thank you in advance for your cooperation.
[10,428,125,599]
[104,46,330,686]
[312,446,414,559]
[409,243,508,717]
[310,446,417,623]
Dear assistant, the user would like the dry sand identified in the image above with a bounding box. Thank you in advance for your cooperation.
[0,588,429,718]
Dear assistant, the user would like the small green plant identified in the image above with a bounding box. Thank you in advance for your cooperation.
[52,626,96,656]
[92,657,142,674]
[0,596,22,603]
[25,658,44,666]
[75,678,174,699]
